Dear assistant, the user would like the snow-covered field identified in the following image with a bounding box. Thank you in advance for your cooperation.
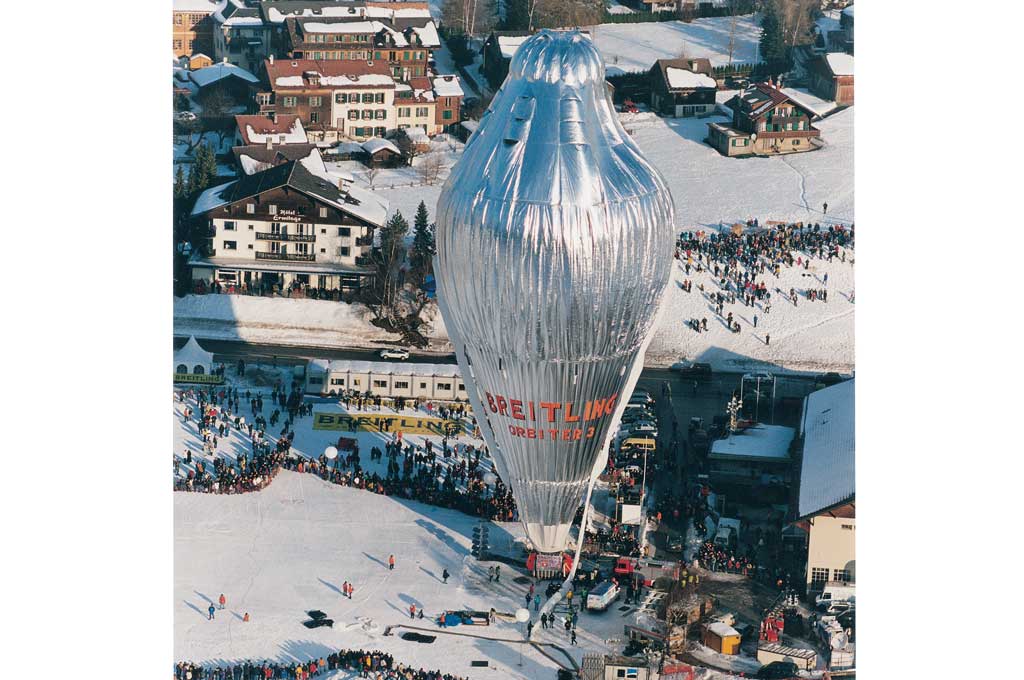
[592,15,763,75]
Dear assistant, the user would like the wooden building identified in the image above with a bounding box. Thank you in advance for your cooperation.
[306,359,469,401]
[189,160,388,293]
[807,53,854,106]
[649,58,717,117]
[707,82,821,156]
[481,32,531,90]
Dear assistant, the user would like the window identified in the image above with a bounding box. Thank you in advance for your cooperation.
[321,228,327,234]
[398,107,410,117]
[282,96,297,107]
[374,126,386,137]
[841,523,854,530]
[223,241,237,250]
[330,378,345,386]
[309,96,322,107]
[362,110,372,120]
[437,383,451,391]
[833,569,851,582]
[352,378,360,386]
[338,227,351,237]
[320,248,326,253]
[793,139,800,145]
[419,382,427,389]
[362,93,374,103]
[310,111,320,123]
[457,383,464,391]
[173,39,183,50]
[295,274,310,284]
[175,14,183,25]
[317,275,327,288]
[811,567,830,586]
[268,204,277,215]
[248,244,254,249]
[319,207,328,218]
[193,365,205,375]
[188,39,194,51]
[442,109,453,120]
[374,110,386,120]
[375,92,385,104]
[223,221,236,231]
[348,110,359,120]
[246,203,255,214]
[353,127,364,136]
[257,93,271,105]
[177,364,188,373]
[394,381,409,389]
[403,51,410,60]
[338,246,351,257]
[416,107,429,117]
[373,379,388,388]
[336,92,347,104]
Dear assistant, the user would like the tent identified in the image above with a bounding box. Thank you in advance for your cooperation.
[174,336,214,377]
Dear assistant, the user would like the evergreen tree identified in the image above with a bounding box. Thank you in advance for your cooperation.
[759,1,787,72]
[174,164,187,199]
[380,210,410,270]
[502,0,530,31]
[409,201,436,286]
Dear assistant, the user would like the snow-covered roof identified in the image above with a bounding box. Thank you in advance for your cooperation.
[275,72,394,88]
[824,52,854,76]
[238,116,308,145]
[174,336,214,371]
[497,36,530,59]
[213,0,247,23]
[404,127,429,143]
[191,180,236,215]
[266,4,431,24]
[189,62,259,88]
[665,67,717,90]
[710,424,795,461]
[797,379,855,519]
[174,0,218,11]
[299,19,439,48]
[325,359,461,378]
[433,74,464,98]
[707,622,739,638]
[361,137,401,156]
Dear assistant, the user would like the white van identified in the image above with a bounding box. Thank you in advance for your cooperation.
[815,582,855,610]
[586,580,621,612]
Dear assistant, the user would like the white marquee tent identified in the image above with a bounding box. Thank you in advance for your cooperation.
[174,336,214,376]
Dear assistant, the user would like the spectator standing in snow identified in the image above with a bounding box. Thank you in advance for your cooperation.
[388,554,395,571]
[442,569,450,584]
[765,334,770,346]
[218,593,226,610]
[208,604,215,620]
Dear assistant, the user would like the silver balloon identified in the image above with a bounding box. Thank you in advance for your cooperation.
[434,30,675,554]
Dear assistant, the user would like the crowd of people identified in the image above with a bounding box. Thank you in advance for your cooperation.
[174,647,469,680]
[173,385,518,523]
[674,220,855,336]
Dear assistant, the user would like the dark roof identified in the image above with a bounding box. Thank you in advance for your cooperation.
[258,0,362,22]
[653,57,713,78]
[232,143,318,166]
[731,83,815,120]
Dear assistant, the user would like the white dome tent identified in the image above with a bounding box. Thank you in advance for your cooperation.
[173,336,217,382]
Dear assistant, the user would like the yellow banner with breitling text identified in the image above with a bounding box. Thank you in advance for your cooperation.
[174,373,225,385]
[313,412,463,436]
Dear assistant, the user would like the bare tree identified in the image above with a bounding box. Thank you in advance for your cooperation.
[417,152,445,185]
[364,164,381,189]
[198,87,233,147]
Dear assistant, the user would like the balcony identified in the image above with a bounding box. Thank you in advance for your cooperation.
[255,251,316,262]
[355,233,374,246]
[355,254,374,267]
[255,232,316,242]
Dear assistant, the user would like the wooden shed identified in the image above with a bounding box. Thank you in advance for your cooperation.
[702,621,741,655]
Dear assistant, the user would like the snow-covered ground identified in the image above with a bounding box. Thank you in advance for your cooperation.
[592,15,762,75]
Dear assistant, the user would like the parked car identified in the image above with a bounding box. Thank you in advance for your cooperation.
[815,371,846,386]
[755,661,799,679]
[665,535,684,553]
[628,391,654,406]
[379,348,410,360]
[174,111,197,122]
[673,361,712,380]
[620,99,639,114]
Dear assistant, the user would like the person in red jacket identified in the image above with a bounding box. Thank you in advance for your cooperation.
[218,593,226,610]
[409,604,416,619]
[388,554,395,570]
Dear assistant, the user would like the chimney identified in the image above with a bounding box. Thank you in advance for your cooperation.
[269,54,274,65]
[266,136,273,150]
[271,112,278,123]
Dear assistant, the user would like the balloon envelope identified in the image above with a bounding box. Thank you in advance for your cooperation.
[434,30,675,554]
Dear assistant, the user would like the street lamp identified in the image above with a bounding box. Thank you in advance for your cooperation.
[515,608,530,666]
